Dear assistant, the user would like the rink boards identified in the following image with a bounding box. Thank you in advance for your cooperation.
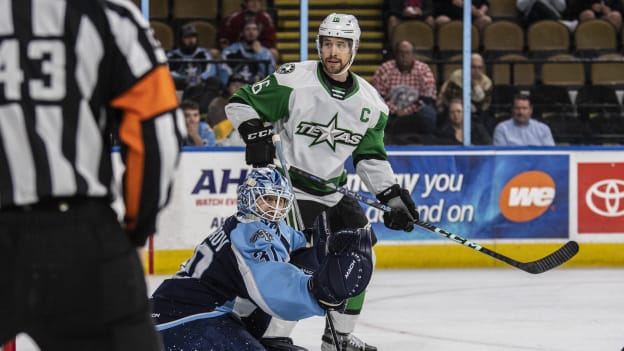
[112,146,624,274]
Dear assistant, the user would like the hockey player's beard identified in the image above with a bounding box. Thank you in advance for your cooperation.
[322,57,348,76]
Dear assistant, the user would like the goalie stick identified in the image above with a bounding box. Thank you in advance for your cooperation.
[288,166,579,274]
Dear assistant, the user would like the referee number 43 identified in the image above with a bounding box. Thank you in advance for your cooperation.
[0,39,65,101]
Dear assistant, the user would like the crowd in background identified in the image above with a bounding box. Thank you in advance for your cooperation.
[378,0,624,145]
[138,0,624,147]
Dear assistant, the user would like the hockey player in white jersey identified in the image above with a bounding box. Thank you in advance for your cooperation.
[226,13,420,351]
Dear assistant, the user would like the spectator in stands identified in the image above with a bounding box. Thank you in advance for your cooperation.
[578,0,622,32]
[431,99,492,145]
[372,40,438,144]
[517,0,566,25]
[493,93,555,146]
[218,0,279,61]
[207,74,247,145]
[437,53,493,127]
[434,0,492,31]
[219,19,276,85]
[182,99,217,146]
[384,0,435,41]
[167,24,220,91]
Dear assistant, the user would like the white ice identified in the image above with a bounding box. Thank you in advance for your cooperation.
[12,268,624,351]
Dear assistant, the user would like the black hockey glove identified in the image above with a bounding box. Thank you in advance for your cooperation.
[238,119,275,167]
[291,211,334,276]
[376,184,419,232]
[309,227,373,310]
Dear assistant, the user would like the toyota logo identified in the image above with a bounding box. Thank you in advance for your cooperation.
[585,179,624,217]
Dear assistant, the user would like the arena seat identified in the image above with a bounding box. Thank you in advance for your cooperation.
[172,0,218,21]
[482,20,524,59]
[150,20,174,51]
[132,0,169,20]
[491,53,534,86]
[574,19,617,57]
[529,84,576,119]
[540,55,585,87]
[437,21,479,59]
[391,20,434,57]
[527,20,570,58]
[487,0,519,20]
[576,85,622,121]
[591,54,624,87]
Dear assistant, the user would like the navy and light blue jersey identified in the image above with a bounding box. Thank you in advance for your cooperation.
[151,215,324,328]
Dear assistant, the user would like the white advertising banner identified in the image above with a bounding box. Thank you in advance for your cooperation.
[113,149,248,250]
[112,147,624,253]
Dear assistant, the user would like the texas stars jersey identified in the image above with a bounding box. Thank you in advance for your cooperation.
[227,61,396,206]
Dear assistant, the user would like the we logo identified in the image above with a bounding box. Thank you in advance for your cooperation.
[508,187,555,207]
[499,171,556,222]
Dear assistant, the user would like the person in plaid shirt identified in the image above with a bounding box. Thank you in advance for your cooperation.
[372,40,438,144]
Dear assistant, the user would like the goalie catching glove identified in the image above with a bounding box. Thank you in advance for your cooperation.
[376,184,419,232]
[238,119,275,167]
[308,213,373,309]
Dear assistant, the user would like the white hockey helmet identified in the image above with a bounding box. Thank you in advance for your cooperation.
[316,13,361,75]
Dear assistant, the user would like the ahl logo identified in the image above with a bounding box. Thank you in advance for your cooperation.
[585,179,624,217]
[499,171,555,222]
[295,113,362,151]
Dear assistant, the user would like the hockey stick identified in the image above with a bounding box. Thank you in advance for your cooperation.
[272,135,305,230]
[288,166,579,274]
[271,135,340,351]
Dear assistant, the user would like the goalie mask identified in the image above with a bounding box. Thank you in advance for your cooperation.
[316,13,361,76]
[238,167,294,222]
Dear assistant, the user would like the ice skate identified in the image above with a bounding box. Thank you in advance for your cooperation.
[321,330,377,351]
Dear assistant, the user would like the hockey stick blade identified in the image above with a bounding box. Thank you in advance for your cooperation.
[398,220,579,274]
[512,240,579,274]
[289,166,580,274]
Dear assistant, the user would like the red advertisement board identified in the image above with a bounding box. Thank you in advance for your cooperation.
[578,163,624,233]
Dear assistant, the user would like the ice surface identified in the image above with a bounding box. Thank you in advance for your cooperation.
[13,268,624,351]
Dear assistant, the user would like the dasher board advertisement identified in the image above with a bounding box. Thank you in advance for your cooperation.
[346,153,569,241]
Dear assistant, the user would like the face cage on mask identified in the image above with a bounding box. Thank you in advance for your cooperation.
[247,188,294,222]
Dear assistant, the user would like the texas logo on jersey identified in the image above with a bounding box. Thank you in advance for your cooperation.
[295,113,363,151]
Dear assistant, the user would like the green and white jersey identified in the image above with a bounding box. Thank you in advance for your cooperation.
[227,60,396,206]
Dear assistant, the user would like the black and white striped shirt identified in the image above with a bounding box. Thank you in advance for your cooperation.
[0,0,185,245]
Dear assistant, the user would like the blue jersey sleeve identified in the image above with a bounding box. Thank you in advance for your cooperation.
[229,222,324,321]
[278,221,309,252]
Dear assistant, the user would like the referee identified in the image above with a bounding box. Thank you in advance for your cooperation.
[0,1,184,350]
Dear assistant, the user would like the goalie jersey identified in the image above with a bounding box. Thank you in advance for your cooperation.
[226,61,397,206]
[150,215,324,328]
